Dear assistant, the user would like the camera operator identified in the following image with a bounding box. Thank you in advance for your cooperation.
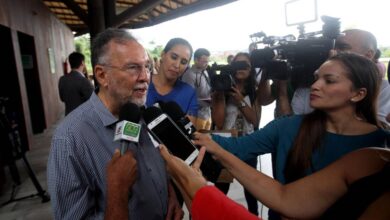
[211,52,261,215]
[182,48,212,130]
[291,29,390,127]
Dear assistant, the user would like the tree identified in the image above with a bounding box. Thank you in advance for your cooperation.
[74,34,92,74]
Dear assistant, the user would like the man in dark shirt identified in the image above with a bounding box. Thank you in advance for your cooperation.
[58,52,93,115]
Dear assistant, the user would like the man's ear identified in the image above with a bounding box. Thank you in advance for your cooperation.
[94,65,108,87]
[351,88,367,103]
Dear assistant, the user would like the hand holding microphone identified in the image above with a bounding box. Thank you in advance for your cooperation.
[105,149,137,220]
[114,102,142,155]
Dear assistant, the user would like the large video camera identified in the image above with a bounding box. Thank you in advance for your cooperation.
[208,61,250,92]
[250,15,341,88]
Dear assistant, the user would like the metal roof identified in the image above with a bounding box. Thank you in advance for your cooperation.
[42,0,236,36]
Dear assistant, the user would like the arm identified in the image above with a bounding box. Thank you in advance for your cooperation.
[104,149,137,220]
[159,145,259,220]
[58,78,65,102]
[256,78,275,106]
[229,87,259,128]
[195,134,389,219]
[80,78,94,101]
[274,80,292,116]
[191,186,259,220]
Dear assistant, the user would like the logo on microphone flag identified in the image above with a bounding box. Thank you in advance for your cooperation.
[114,120,141,142]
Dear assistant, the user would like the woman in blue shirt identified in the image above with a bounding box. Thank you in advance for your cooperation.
[146,38,198,121]
[194,53,389,219]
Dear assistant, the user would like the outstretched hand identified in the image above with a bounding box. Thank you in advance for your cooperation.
[159,145,207,209]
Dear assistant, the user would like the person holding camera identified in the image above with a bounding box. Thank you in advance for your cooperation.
[211,52,261,215]
[182,48,212,130]
[208,53,389,219]
[290,29,390,127]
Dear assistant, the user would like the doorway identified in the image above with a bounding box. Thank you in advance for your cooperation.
[0,25,29,151]
[17,32,46,134]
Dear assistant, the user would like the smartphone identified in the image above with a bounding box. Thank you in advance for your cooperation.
[147,113,199,165]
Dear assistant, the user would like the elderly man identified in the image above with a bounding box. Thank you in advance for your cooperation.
[47,28,182,220]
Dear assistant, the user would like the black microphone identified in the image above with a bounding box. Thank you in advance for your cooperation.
[159,101,196,137]
[143,106,163,124]
[114,102,142,155]
[159,101,222,183]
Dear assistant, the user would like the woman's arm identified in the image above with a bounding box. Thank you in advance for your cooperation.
[229,87,259,128]
[194,134,389,218]
[158,145,260,220]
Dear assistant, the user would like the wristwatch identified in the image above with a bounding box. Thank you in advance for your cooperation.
[239,100,246,108]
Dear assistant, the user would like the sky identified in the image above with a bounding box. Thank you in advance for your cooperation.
[130,0,390,53]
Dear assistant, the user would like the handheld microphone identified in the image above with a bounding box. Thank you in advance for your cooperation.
[159,101,222,182]
[114,102,142,155]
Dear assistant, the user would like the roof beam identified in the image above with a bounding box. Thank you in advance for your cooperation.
[123,0,236,29]
[110,0,165,27]
[62,0,89,25]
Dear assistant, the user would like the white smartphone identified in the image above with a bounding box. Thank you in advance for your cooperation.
[147,113,199,165]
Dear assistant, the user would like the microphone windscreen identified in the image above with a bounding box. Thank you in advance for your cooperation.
[119,102,141,123]
[160,101,185,122]
[143,106,163,124]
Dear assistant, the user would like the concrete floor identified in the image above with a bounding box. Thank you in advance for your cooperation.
[0,102,276,219]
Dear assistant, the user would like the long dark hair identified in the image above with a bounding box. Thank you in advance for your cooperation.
[284,53,381,182]
[232,52,257,103]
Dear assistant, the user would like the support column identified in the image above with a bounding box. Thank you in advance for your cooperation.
[87,0,106,40]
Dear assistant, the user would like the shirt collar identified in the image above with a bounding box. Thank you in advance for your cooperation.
[90,93,118,127]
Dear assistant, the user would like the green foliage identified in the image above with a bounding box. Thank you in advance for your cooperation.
[146,41,164,61]
[74,34,92,74]
[379,46,390,58]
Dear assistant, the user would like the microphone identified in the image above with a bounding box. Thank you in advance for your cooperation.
[159,101,222,182]
[159,101,196,137]
[114,102,142,155]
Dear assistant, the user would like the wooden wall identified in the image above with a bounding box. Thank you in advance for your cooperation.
[0,0,74,148]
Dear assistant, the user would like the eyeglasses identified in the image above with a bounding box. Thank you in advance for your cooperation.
[102,63,152,77]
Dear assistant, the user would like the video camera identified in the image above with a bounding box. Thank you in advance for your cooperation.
[250,14,341,88]
[208,61,250,92]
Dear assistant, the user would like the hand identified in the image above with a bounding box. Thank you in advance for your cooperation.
[192,132,222,156]
[229,86,244,106]
[105,149,137,220]
[106,149,137,195]
[159,145,207,211]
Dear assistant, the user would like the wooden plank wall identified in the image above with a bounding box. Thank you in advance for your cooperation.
[0,0,75,148]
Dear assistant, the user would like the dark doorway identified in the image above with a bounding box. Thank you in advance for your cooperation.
[0,25,29,152]
[17,32,46,134]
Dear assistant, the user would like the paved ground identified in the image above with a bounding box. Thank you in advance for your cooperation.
[0,103,276,219]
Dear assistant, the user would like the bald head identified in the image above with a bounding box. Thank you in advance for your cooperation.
[335,29,377,61]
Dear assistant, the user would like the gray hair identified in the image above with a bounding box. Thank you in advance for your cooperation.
[91,28,138,67]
